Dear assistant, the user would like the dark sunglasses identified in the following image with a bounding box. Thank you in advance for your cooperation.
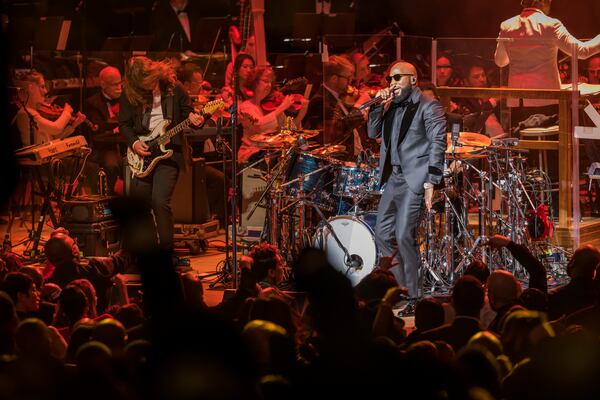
[386,73,413,83]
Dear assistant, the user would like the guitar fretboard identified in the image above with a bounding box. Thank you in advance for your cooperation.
[156,99,225,146]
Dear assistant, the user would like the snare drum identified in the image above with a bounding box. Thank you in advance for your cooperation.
[286,152,337,209]
[313,213,378,286]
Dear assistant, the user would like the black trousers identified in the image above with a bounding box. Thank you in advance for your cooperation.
[130,156,180,250]
[374,170,423,298]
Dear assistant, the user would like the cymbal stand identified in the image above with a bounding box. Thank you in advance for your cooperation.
[247,145,295,221]
[453,158,491,274]
[420,209,448,295]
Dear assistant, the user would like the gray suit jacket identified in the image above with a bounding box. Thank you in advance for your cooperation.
[367,87,447,194]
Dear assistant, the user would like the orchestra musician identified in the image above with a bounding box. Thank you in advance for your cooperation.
[238,66,309,165]
[84,66,124,195]
[13,70,87,147]
[176,62,230,227]
[305,55,365,150]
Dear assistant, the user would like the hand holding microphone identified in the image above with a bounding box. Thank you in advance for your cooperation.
[376,84,402,102]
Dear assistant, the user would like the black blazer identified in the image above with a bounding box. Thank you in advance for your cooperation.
[85,92,120,136]
[119,83,193,149]
[151,0,201,51]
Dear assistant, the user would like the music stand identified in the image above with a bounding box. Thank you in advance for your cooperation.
[101,36,153,52]
[292,13,356,51]
[192,17,229,53]
[33,16,71,51]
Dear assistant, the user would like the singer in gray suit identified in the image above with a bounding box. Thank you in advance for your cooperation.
[368,61,447,301]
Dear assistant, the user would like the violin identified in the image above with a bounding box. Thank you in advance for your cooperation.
[260,77,309,115]
[261,92,305,113]
[37,102,98,132]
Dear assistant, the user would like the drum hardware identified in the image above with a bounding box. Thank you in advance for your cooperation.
[311,205,373,283]
[243,121,567,292]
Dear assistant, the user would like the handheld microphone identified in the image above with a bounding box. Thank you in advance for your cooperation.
[358,94,386,110]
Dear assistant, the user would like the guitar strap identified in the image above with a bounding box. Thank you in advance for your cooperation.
[166,94,174,122]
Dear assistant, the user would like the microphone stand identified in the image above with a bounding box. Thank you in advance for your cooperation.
[209,121,233,289]
[230,72,240,289]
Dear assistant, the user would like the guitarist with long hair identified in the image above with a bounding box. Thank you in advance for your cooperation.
[119,56,204,250]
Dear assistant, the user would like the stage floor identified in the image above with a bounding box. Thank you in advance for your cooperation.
[1,216,230,307]
[1,216,416,325]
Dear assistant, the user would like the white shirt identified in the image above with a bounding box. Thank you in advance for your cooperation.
[171,3,191,43]
[148,94,164,132]
[495,8,600,107]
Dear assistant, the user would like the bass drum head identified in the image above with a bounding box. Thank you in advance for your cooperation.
[313,215,378,286]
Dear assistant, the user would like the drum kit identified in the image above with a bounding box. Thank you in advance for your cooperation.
[243,126,566,293]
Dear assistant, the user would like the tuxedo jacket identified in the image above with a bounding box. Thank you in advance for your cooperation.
[367,87,447,194]
[495,8,600,106]
[151,0,201,51]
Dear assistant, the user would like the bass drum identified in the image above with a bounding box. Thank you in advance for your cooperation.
[313,214,378,286]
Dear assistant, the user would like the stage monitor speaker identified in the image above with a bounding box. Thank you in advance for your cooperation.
[123,159,210,224]
[240,168,266,233]
[172,159,210,224]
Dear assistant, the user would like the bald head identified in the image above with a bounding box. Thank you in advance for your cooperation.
[390,61,417,77]
[487,270,522,311]
[388,61,418,89]
[567,244,600,278]
[99,66,122,100]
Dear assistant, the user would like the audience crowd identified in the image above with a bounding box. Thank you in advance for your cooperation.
[0,198,600,400]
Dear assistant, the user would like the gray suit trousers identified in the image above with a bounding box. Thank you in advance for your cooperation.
[375,170,423,297]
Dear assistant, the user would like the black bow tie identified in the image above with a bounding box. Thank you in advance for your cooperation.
[106,97,119,106]
[390,99,411,110]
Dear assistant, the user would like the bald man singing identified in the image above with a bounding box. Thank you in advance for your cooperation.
[367,61,447,305]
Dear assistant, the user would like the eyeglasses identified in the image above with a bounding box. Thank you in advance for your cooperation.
[335,73,353,81]
[386,73,413,83]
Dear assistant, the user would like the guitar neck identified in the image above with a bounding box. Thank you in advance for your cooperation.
[155,100,224,146]
[157,117,193,146]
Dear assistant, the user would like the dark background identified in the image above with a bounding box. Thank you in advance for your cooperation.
[3,0,600,52]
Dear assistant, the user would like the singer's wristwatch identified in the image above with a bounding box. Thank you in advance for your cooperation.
[423,182,434,190]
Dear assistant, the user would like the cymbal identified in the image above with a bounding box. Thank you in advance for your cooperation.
[311,144,346,157]
[250,128,321,148]
[446,132,491,158]
[262,128,321,139]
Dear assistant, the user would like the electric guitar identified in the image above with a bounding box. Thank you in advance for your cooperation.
[127,99,226,178]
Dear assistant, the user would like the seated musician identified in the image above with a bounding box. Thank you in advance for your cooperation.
[238,66,309,165]
[84,66,124,195]
[176,63,230,226]
[348,52,381,90]
[455,63,504,138]
[178,62,211,100]
[13,70,86,147]
[305,55,366,151]
[224,53,256,102]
